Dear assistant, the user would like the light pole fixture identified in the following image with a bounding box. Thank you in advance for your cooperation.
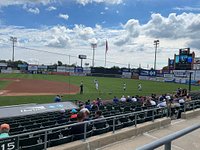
[91,43,97,67]
[10,36,17,62]
[154,40,159,70]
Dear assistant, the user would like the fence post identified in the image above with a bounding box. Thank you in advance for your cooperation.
[44,131,48,150]
[165,142,171,150]
[135,113,137,127]
[152,110,155,122]
[193,101,195,111]
[113,117,116,133]
[184,103,186,112]
[84,122,87,141]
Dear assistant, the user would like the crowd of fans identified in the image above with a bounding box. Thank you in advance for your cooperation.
[0,87,192,139]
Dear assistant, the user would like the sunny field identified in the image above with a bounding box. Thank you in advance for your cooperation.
[0,73,199,106]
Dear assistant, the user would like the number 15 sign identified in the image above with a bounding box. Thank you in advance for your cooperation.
[0,137,18,150]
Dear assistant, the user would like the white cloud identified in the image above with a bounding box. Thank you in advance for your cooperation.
[1,12,200,68]
[114,19,140,46]
[105,7,109,10]
[0,0,56,7]
[58,13,69,20]
[76,0,123,6]
[46,6,57,11]
[23,5,40,14]
[73,24,94,40]
[27,7,40,14]
[174,6,200,11]
[100,12,105,15]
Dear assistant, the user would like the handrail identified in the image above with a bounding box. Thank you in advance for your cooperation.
[136,123,200,150]
[6,107,166,139]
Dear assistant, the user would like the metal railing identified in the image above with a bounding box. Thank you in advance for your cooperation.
[136,123,200,150]
[1,107,168,150]
[1,99,200,150]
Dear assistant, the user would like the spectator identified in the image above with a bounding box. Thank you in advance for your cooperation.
[70,112,85,135]
[126,96,131,102]
[85,100,91,110]
[94,110,106,123]
[70,108,78,119]
[120,95,126,102]
[91,100,98,110]
[80,107,90,121]
[113,96,119,103]
[131,96,137,102]
[157,99,167,107]
[94,110,104,119]
[0,123,10,139]
[54,95,61,103]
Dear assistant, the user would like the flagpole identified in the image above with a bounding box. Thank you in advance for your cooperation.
[105,49,107,67]
[105,40,108,67]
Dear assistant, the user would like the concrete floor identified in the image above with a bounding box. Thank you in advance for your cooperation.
[97,116,200,150]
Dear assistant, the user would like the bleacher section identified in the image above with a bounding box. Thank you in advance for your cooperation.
[0,100,200,150]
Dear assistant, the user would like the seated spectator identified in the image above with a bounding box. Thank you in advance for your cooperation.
[150,99,156,106]
[185,95,191,102]
[0,123,10,139]
[94,110,106,123]
[113,96,119,103]
[70,108,78,119]
[157,99,167,107]
[80,107,90,121]
[54,95,62,102]
[91,101,98,110]
[131,96,137,102]
[126,96,132,102]
[96,98,103,106]
[70,112,85,135]
[120,95,126,102]
[85,100,91,110]
[94,110,104,119]
[179,98,185,104]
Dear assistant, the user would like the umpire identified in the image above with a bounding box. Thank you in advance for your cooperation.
[80,81,83,94]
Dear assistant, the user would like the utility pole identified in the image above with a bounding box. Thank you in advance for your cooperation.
[91,43,97,67]
[189,72,192,93]
[154,40,159,70]
[10,36,17,62]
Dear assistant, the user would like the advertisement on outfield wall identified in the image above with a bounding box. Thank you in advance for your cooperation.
[28,65,38,71]
[57,66,66,72]
[122,72,132,78]
[164,74,174,82]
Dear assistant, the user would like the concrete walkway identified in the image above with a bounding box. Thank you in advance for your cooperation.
[97,116,200,150]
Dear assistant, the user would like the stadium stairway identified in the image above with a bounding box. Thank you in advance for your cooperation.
[97,115,200,150]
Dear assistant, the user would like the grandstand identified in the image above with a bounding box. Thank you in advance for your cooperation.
[0,99,200,150]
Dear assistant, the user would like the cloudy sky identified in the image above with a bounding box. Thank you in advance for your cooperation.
[0,0,200,69]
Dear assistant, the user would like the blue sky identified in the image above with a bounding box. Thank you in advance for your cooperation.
[0,0,200,68]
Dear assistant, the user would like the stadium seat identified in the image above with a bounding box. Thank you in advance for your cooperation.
[60,128,71,137]
[19,135,41,147]
[93,121,110,135]
[20,143,44,150]
[49,135,73,147]
[72,130,93,141]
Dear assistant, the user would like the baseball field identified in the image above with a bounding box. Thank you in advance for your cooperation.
[0,73,199,106]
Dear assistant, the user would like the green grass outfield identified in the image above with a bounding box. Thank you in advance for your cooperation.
[0,73,199,106]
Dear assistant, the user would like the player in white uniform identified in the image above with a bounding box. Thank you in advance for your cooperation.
[138,83,142,91]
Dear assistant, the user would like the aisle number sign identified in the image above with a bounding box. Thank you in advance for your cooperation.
[0,137,18,150]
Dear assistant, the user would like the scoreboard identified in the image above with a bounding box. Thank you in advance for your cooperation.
[174,48,194,70]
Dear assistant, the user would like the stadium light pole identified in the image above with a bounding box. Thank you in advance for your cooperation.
[91,43,97,67]
[154,40,159,70]
[189,72,192,93]
[10,36,17,62]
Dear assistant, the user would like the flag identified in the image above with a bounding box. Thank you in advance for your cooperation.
[106,40,108,53]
